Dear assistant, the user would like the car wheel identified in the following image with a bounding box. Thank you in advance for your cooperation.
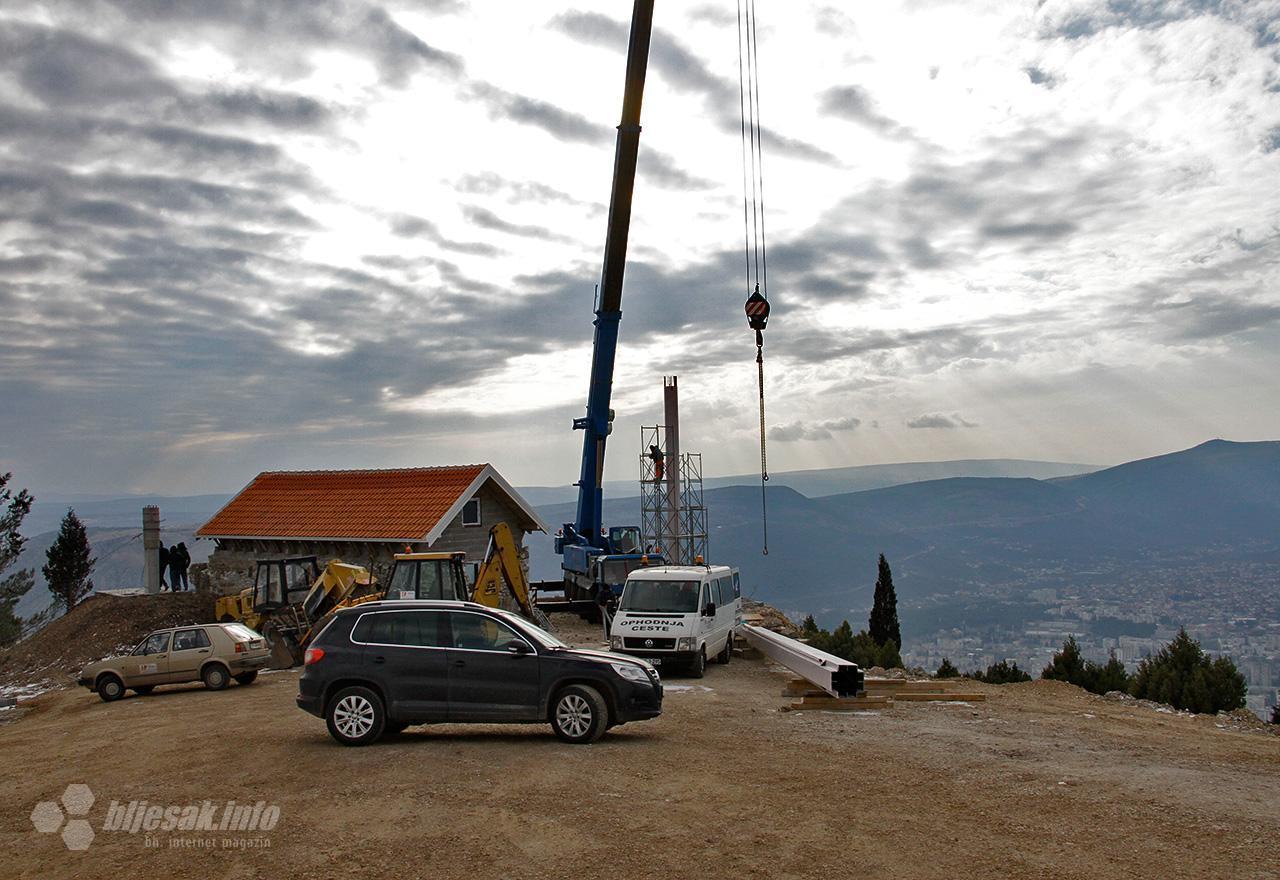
[689,646,706,678]
[97,674,125,702]
[550,684,609,744]
[202,664,230,691]
[234,672,258,686]
[132,685,155,695]
[326,686,386,746]
[717,633,733,664]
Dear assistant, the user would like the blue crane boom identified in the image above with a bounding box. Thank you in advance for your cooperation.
[554,0,657,611]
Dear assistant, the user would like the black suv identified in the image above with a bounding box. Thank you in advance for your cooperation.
[296,600,663,745]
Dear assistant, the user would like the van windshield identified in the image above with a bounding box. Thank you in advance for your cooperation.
[620,579,701,613]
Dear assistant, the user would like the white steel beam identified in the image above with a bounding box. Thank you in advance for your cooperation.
[739,624,865,697]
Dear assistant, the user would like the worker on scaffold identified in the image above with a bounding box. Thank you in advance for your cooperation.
[648,444,665,482]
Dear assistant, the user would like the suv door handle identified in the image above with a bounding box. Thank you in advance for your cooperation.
[372,655,386,664]
[452,659,466,668]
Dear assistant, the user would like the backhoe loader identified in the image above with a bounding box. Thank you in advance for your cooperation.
[215,557,378,668]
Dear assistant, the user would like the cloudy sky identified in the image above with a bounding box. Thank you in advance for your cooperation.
[1,0,1278,497]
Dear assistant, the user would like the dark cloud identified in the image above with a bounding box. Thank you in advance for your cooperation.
[461,205,573,243]
[1024,66,1059,88]
[1263,125,1280,153]
[906,413,978,429]
[454,172,601,211]
[387,213,504,257]
[1043,0,1280,48]
[687,5,736,27]
[467,82,609,144]
[818,85,909,136]
[551,11,838,164]
[769,416,861,442]
[980,221,1078,241]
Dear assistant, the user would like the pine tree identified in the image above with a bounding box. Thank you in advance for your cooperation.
[1131,628,1246,714]
[867,553,901,650]
[42,509,95,612]
[0,473,34,646]
[1042,635,1088,685]
[1270,704,1280,726]
[1091,652,1132,694]
[935,657,959,679]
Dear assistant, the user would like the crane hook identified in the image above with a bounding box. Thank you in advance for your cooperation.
[745,285,770,555]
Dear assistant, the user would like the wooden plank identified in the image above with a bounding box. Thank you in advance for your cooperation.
[891,692,986,702]
[791,695,892,711]
[862,679,969,693]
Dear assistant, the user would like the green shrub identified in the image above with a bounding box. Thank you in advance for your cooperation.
[935,658,959,679]
[975,660,1032,684]
[1042,637,1134,695]
[1131,629,1246,714]
[806,619,902,669]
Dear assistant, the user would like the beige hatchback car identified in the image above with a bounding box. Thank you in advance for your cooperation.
[78,623,271,701]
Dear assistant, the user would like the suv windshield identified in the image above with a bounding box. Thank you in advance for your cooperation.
[620,579,701,613]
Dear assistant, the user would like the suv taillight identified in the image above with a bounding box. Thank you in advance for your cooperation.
[304,647,325,666]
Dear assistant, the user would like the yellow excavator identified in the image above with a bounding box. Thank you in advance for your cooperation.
[380,523,548,627]
[215,557,379,667]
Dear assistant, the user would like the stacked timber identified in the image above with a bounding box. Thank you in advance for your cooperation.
[783,677,986,711]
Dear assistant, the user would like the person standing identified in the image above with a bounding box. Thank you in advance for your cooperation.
[648,444,665,482]
[174,542,191,592]
[158,544,170,591]
[167,544,183,592]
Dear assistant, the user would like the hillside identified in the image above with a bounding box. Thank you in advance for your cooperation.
[529,439,1280,622]
[1,613,1275,880]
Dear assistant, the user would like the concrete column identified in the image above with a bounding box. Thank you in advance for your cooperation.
[143,506,161,594]
[662,376,683,564]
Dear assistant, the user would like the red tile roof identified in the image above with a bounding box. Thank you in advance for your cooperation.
[197,465,491,542]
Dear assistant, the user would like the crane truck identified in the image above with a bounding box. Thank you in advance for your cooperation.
[549,0,666,618]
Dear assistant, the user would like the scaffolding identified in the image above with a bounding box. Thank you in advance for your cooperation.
[639,426,708,565]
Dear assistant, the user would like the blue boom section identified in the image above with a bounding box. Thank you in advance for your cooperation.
[556,0,655,585]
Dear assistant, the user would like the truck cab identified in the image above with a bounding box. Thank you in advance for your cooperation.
[608,564,742,677]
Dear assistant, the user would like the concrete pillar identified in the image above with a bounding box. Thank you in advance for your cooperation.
[143,506,161,594]
[662,376,683,564]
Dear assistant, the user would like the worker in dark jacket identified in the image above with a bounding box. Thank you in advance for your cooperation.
[158,545,170,591]
[174,542,191,592]
[168,544,183,592]
[648,444,665,482]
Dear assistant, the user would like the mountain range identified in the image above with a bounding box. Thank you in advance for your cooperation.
[12,441,1278,627]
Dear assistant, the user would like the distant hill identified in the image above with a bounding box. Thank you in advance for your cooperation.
[528,440,1280,622]
[516,457,1097,506]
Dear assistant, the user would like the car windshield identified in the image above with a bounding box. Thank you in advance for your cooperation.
[491,609,569,650]
[620,579,701,613]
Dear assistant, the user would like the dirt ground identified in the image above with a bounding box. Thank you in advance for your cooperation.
[2,616,1277,880]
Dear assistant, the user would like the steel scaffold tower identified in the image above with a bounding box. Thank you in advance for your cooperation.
[638,426,707,564]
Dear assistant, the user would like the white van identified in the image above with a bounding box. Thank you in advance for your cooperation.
[608,565,741,677]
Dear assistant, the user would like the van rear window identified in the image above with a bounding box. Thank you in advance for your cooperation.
[620,580,701,613]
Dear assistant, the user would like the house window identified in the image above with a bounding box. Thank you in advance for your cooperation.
[462,497,481,527]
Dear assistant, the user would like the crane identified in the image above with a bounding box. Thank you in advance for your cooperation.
[551,0,663,616]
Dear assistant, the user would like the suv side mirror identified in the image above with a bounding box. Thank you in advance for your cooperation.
[506,640,531,656]
[703,602,716,617]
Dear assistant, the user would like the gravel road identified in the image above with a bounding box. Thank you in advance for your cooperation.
[2,618,1276,880]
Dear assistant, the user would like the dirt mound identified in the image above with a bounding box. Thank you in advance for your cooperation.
[741,599,800,636]
[0,592,215,689]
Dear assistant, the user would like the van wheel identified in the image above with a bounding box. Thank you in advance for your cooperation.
[689,647,706,678]
[97,674,125,702]
[717,634,733,664]
[202,664,230,691]
[326,687,386,746]
[234,672,258,685]
[550,684,609,744]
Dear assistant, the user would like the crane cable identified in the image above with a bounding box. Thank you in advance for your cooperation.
[738,0,770,556]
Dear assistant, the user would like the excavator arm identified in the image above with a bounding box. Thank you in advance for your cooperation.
[472,522,537,619]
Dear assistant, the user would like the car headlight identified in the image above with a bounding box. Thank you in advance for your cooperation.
[677,637,695,651]
[610,663,650,683]
[610,635,624,650]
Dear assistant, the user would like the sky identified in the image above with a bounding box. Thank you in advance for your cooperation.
[0,0,1278,498]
